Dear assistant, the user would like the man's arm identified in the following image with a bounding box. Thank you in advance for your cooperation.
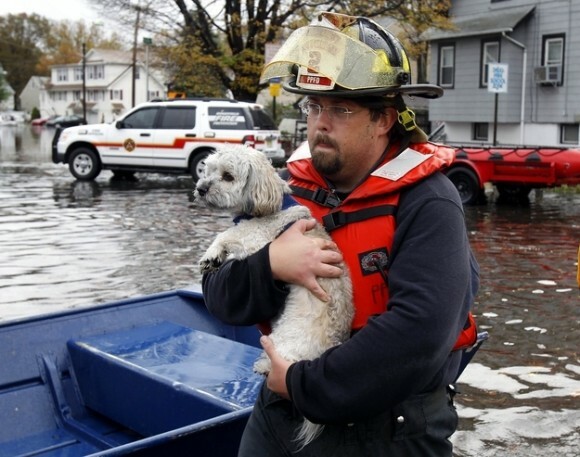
[203,219,345,325]
[281,195,477,424]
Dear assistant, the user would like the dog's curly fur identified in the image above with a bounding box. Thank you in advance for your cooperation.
[194,145,354,449]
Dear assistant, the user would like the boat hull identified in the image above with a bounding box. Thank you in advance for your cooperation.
[0,287,262,456]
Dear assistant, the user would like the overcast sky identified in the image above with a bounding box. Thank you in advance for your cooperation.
[0,0,103,23]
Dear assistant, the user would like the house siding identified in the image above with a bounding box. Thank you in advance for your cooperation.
[39,49,167,124]
[427,0,580,146]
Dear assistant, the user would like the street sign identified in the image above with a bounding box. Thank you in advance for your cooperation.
[269,82,281,97]
[488,64,508,93]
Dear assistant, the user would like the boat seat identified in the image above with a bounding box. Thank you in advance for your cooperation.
[67,321,264,437]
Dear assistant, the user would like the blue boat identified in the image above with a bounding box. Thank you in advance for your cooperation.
[0,287,487,457]
[0,287,263,456]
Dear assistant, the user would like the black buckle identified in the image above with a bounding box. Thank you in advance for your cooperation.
[313,188,340,208]
[322,211,347,231]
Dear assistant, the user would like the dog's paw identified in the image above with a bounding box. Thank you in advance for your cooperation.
[199,256,222,273]
[253,354,271,375]
[199,245,228,273]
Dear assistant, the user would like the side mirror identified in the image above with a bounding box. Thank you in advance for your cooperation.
[115,121,124,129]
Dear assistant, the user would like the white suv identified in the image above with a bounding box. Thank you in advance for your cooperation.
[52,98,286,181]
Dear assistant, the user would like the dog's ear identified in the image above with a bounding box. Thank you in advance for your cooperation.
[242,153,286,217]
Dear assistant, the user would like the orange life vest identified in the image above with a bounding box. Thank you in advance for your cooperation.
[286,141,477,351]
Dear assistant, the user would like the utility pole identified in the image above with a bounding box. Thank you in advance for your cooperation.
[82,42,87,122]
[131,5,141,108]
[143,37,152,101]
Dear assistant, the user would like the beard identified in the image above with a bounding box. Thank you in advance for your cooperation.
[310,134,342,176]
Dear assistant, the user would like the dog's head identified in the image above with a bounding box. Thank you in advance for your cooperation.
[193,145,290,217]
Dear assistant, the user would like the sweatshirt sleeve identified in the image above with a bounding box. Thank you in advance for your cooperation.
[202,243,289,326]
[286,192,477,424]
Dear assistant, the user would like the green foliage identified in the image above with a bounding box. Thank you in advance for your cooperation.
[0,12,125,109]
[162,39,228,98]
[30,106,41,120]
[0,70,8,102]
[228,49,265,101]
[0,13,50,104]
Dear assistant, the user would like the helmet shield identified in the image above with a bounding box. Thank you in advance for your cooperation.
[261,26,404,92]
[261,12,443,99]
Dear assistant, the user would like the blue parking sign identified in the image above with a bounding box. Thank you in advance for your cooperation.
[488,64,508,93]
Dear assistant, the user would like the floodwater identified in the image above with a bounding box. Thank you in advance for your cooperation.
[1,125,579,456]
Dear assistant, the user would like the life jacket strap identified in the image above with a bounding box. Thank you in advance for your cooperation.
[323,205,397,232]
[290,185,341,208]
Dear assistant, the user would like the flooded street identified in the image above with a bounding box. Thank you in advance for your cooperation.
[1,125,579,456]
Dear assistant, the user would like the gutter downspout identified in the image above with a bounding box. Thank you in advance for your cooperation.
[502,32,527,145]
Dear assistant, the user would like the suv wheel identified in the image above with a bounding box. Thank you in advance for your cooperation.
[69,147,102,181]
[190,151,211,182]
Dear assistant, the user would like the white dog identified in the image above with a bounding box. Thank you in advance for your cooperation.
[194,145,353,448]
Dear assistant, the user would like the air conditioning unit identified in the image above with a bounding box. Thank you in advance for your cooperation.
[534,65,562,85]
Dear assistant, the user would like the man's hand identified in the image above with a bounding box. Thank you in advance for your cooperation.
[269,219,343,302]
[260,336,292,399]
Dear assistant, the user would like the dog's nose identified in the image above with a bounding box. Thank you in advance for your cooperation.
[196,184,208,197]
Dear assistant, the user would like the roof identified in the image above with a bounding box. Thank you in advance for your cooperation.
[421,5,535,41]
[86,49,134,64]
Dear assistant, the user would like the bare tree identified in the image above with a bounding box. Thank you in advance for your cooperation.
[90,0,450,101]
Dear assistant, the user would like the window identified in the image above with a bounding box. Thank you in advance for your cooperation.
[561,124,579,144]
[481,40,500,87]
[110,90,123,100]
[74,67,83,81]
[57,68,68,82]
[250,107,276,129]
[473,123,489,141]
[122,107,159,128]
[87,90,105,102]
[48,91,67,101]
[73,91,81,101]
[208,107,249,130]
[87,65,104,80]
[542,34,565,85]
[159,107,196,129]
[439,45,455,87]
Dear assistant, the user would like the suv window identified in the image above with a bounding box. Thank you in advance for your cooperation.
[123,107,159,128]
[159,107,196,129]
[249,108,277,130]
[208,107,249,130]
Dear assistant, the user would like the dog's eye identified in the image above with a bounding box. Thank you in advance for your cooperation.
[222,172,234,182]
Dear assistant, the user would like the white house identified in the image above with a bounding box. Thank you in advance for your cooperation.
[40,48,168,124]
[20,76,50,114]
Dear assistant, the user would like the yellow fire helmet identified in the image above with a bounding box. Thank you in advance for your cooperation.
[261,12,443,99]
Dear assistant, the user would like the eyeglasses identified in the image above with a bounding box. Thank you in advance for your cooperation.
[299,102,360,121]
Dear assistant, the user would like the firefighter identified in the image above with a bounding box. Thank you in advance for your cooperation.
[203,12,480,456]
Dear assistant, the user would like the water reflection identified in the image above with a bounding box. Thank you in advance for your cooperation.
[456,193,580,456]
[1,126,232,319]
[0,124,53,161]
[0,125,579,455]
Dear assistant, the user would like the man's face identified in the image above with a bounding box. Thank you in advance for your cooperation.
[303,96,393,189]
